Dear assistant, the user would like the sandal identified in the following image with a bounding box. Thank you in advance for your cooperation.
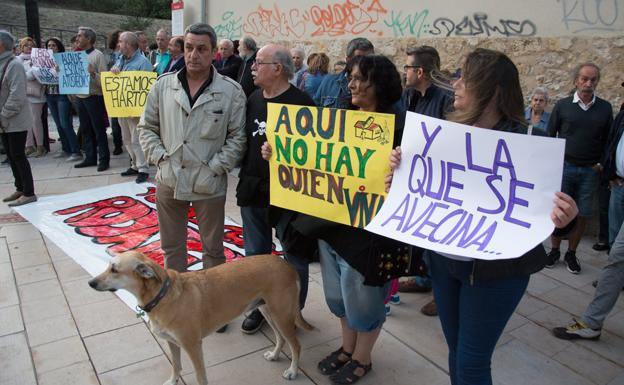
[330,359,372,384]
[318,347,352,375]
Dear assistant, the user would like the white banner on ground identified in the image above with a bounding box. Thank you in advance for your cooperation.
[13,182,277,313]
[365,112,565,260]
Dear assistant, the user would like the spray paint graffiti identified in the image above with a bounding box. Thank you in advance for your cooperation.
[429,13,537,37]
[559,0,621,33]
[308,0,388,37]
[244,4,308,38]
[384,9,430,37]
[214,11,244,40]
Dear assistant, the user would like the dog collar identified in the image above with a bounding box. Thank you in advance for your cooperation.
[139,275,172,313]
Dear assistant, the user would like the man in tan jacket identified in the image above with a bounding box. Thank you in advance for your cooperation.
[139,23,246,276]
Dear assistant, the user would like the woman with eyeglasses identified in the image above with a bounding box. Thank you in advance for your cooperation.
[386,48,578,385]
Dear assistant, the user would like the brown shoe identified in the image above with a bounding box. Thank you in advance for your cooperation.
[2,191,23,202]
[24,146,35,156]
[8,195,37,207]
[398,278,432,293]
[421,299,438,316]
[34,145,47,157]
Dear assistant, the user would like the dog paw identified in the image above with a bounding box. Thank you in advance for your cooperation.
[263,350,279,361]
[282,368,298,380]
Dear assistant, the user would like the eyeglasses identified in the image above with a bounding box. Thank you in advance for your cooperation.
[253,60,279,66]
[403,65,421,72]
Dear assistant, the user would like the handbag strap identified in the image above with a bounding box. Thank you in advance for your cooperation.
[0,57,13,95]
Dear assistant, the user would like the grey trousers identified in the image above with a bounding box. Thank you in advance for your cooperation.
[156,183,226,272]
[119,117,149,173]
[582,221,624,329]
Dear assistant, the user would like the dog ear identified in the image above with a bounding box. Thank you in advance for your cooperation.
[134,263,155,279]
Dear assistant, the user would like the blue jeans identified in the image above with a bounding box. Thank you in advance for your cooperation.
[319,240,390,332]
[582,221,624,329]
[429,252,529,385]
[46,94,79,154]
[608,184,624,245]
[561,162,599,218]
[241,206,309,309]
[75,95,110,165]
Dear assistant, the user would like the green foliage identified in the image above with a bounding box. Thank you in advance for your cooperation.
[42,0,171,19]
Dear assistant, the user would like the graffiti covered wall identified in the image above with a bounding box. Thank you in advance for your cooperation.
[203,0,624,106]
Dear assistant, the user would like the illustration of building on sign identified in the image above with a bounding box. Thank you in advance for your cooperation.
[354,116,383,140]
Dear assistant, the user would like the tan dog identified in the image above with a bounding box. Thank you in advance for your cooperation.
[88,251,313,385]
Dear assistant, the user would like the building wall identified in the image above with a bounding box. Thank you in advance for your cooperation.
[196,0,624,107]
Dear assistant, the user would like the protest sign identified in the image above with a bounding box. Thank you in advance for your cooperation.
[101,71,157,117]
[54,51,90,94]
[266,103,394,228]
[366,112,565,260]
[31,48,58,84]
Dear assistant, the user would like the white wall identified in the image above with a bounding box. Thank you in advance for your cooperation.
[189,0,624,40]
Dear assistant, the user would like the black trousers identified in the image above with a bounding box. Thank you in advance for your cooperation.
[1,131,34,196]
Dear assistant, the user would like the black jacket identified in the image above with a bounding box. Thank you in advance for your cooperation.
[236,52,259,97]
[165,56,185,73]
[216,54,242,81]
[602,110,624,182]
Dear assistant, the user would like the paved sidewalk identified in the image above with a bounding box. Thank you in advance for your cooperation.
[1,136,623,385]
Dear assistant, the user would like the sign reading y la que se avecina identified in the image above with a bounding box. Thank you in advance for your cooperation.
[266,103,394,228]
[31,48,58,84]
[53,51,90,94]
[100,71,157,117]
[365,112,565,260]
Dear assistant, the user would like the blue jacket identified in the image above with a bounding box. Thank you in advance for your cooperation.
[114,50,152,72]
[313,71,351,108]
[304,72,326,98]
[524,107,550,133]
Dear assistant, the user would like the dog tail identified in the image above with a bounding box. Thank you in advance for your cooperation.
[295,310,315,331]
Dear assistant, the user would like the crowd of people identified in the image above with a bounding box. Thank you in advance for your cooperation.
[1,21,623,385]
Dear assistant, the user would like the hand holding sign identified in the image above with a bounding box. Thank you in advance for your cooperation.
[101,71,157,117]
[366,112,566,260]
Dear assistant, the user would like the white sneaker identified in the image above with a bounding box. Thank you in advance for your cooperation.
[66,154,83,162]
[552,319,601,340]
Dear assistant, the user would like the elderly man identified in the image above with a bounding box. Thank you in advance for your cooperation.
[135,31,149,56]
[215,39,242,80]
[289,46,307,89]
[73,26,110,172]
[236,36,259,97]
[0,30,37,207]
[547,63,613,274]
[139,23,246,280]
[237,43,316,334]
[313,37,373,108]
[149,29,170,75]
[164,36,185,73]
[111,31,152,183]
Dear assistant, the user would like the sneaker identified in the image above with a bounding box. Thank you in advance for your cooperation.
[121,168,139,176]
[385,304,391,316]
[545,249,560,268]
[135,172,149,184]
[552,319,600,340]
[8,194,37,207]
[564,250,581,274]
[241,309,265,334]
[66,153,82,162]
[390,294,401,305]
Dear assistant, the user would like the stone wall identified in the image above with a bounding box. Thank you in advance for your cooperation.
[265,36,624,109]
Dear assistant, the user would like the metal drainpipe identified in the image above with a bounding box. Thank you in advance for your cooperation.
[201,0,206,23]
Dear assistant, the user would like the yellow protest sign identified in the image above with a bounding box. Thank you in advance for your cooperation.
[101,71,157,117]
[266,103,395,228]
